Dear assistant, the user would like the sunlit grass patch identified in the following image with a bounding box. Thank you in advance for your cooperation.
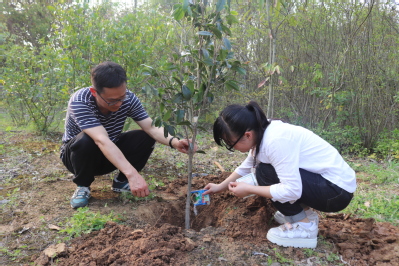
[59,207,122,238]
[343,161,399,226]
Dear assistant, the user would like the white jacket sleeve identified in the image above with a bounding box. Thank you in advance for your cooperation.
[234,150,254,177]
[267,137,303,203]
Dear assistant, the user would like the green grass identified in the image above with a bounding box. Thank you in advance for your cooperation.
[343,161,399,226]
[59,207,122,237]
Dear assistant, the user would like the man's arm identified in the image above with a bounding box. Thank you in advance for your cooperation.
[83,125,149,197]
[136,117,195,153]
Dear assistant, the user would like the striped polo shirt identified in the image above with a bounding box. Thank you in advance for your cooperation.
[61,87,149,151]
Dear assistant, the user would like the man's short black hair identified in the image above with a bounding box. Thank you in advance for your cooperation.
[91,61,127,93]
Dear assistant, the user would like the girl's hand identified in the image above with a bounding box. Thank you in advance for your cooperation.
[203,183,224,195]
[228,182,253,198]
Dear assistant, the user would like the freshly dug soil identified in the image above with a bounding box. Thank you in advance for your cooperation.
[32,173,399,266]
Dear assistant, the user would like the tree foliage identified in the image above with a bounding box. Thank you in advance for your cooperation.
[1,0,398,157]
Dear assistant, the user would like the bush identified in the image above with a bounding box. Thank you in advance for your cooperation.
[373,129,399,161]
[312,123,368,156]
[2,45,69,133]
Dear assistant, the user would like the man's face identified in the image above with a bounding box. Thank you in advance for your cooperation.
[90,83,128,113]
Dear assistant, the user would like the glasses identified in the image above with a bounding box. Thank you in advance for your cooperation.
[225,133,245,151]
[96,91,130,106]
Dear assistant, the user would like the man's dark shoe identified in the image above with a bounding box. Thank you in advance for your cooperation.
[70,186,91,208]
[112,178,131,193]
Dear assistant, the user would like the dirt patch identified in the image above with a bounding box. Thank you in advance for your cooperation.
[31,174,399,266]
[1,132,399,266]
[320,214,399,265]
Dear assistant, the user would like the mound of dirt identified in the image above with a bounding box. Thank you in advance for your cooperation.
[319,214,399,265]
[32,173,399,266]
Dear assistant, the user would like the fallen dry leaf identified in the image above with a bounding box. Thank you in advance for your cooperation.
[48,224,61,231]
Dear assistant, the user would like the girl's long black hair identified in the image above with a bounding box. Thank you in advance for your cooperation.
[213,101,270,158]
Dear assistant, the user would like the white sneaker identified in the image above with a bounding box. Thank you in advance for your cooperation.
[267,222,318,248]
[273,210,319,225]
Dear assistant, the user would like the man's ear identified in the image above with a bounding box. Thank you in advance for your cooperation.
[89,87,97,96]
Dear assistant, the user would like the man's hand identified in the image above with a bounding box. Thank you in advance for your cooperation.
[128,174,150,197]
[173,138,197,154]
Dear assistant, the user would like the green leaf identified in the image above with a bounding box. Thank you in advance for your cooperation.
[154,117,163,127]
[173,77,183,86]
[223,38,231,51]
[183,0,189,10]
[178,121,192,126]
[236,67,246,75]
[173,6,185,20]
[216,0,226,12]
[208,25,222,39]
[197,126,208,132]
[162,63,177,71]
[163,127,168,138]
[186,80,195,92]
[182,85,192,100]
[221,25,232,36]
[226,51,235,59]
[176,109,185,123]
[225,80,239,90]
[187,5,193,16]
[163,110,172,121]
[226,14,239,25]
[203,57,214,66]
[201,48,210,58]
[141,85,152,95]
[166,125,175,136]
[197,31,213,36]
[172,93,183,103]
[218,49,228,61]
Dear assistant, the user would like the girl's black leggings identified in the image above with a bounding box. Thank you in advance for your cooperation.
[256,163,353,217]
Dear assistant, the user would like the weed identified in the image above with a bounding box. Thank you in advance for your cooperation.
[176,161,185,169]
[303,248,316,257]
[318,235,333,248]
[1,187,21,209]
[1,247,23,261]
[119,190,156,203]
[148,177,165,190]
[273,247,294,264]
[59,207,121,237]
[326,252,340,262]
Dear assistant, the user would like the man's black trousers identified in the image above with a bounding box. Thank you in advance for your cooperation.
[61,130,155,187]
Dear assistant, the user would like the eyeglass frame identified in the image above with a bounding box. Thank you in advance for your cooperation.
[225,132,246,152]
[95,90,130,106]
